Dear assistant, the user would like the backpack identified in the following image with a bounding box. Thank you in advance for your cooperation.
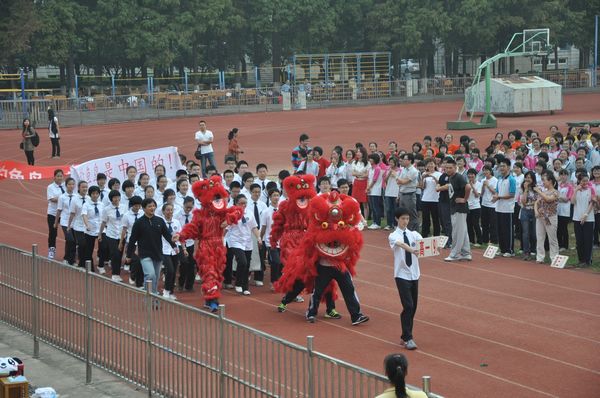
[31,132,40,147]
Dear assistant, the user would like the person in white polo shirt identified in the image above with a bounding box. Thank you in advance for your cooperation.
[81,186,104,271]
[98,190,127,281]
[46,169,65,259]
[493,158,517,256]
[194,120,216,178]
[54,177,76,264]
[68,180,89,267]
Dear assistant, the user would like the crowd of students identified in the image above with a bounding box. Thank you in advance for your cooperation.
[44,123,599,305]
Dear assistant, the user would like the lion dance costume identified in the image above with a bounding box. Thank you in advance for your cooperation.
[179,176,243,312]
[277,191,369,325]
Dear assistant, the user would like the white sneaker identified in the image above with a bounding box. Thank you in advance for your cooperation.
[444,256,460,262]
[243,290,251,296]
[128,278,136,286]
[383,225,392,231]
[368,224,381,230]
[169,293,177,301]
[460,255,473,261]
[98,267,106,275]
[235,286,243,293]
[111,275,122,282]
[195,274,201,281]
[123,264,130,272]
[294,296,305,303]
[48,248,55,259]
[254,281,264,287]
[162,291,177,300]
[502,252,511,257]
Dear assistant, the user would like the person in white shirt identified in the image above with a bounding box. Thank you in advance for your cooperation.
[48,108,60,158]
[156,189,182,219]
[119,196,144,287]
[492,158,517,256]
[325,150,348,190]
[240,172,254,199]
[81,186,104,271]
[366,153,385,229]
[223,156,242,184]
[255,163,272,205]
[226,195,262,295]
[134,173,150,198]
[175,197,197,291]
[247,183,268,284]
[120,180,136,210]
[46,169,65,259]
[160,203,184,299]
[388,207,423,351]
[98,190,127,281]
[466,169,483,246]
[260,188,282,290]
[68,180,89,268]
[96,173,110,205]
[571,172,596,266]
[175,179,191,208]
[194,119,216,177]
[480,166,498,244]
[297,153,320,182]
[154,175,169,208]
[397,153,420,232]
[419,159,441,237]
[53,177,76,264]
[383,157,400,230]
[95,173,111,270]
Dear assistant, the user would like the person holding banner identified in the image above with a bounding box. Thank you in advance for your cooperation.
[388,207,423,350]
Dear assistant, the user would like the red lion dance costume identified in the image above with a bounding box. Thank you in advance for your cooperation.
[277,191,369,325]
[179,176,243,312]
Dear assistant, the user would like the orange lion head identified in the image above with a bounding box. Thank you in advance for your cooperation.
[191,175,229,213]
[282,175,316,209]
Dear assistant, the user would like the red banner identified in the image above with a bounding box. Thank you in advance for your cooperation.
[0,161,70,181]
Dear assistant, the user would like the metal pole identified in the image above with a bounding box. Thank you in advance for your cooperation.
[111,75,116,98]
[85,260,92,384]
[485,65,491,116]
[32,244,39,359]
[75,74,79,108]
[594,15,598,87]
[422,375,431,395]
[145,280,153,397]
[218,304,226,398]
[20,68,27,118]
[307,336,314,398]
[184,71,189,94]
[254,66,259,89]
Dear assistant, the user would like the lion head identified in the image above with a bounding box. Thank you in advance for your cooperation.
[282,175,316,209]
[191,175,230,213]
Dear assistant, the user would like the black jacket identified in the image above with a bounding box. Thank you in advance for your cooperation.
[126,215,175,260]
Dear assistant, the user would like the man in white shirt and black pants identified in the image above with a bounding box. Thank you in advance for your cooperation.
[194,120,216,177]
[389,207,422,350]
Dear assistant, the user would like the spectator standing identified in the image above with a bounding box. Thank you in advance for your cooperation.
[533,173,559,264]
[312,146,329,179]
[571,173,596,266]
[466,169,483,246]
[493,158,517,256]
[383,157,400,230]
[21,118,36,165]
[291,133,311,171]
[519,171,538,260]
[480,166,498,244]
[194,120,216,177]
[48,108,60,158]
[366,153,385,229]
[397,153,420,231]
[226,128,243,162]
[350,146,370,217]
[444,158,472,262]
[420,159,441,237]
[436,158,452,248]
[556,169,573,251]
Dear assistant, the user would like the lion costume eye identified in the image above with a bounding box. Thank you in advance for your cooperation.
[321,222,329,229]
[296,184,301,189]
[302,183,309,189]
[337,221,345,228]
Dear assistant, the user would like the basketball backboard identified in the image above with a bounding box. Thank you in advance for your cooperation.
[523,28,550,54]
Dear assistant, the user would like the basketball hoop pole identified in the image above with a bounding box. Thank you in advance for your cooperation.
[594,15,598,88]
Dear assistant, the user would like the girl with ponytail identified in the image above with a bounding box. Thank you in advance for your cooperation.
[375,354,427,398]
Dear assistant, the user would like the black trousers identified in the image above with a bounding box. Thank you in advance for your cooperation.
[395,278,419,342]
[47,214,58,249]
[51,137,60,157]
[268,247,282,283]
[438,202,452,245]
[83,233,98,269]
[307,265,361,321]
[594,213,600,245]
[61,226,76,264]
[481,206,498,244]
[557,216,570,250]
[24,150,34,165]
[105,236,123,275]
[73,230,87,267]
[574,221,594,264]
[162,254,179,292]
[224,244,235,285]
[421,201,440,237]
[253,242,267,282]
[231,248,252,291]
[178,244,196,290]
[282,279,335,312]
[497,212,514,254]
[97,233,110,267]
[513,204,522,249]
[129,254,144,287]
[467,208,482,244]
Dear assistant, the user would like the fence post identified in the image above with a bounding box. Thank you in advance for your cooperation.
[145,280,153,397]
[307,335,315,398]
[218,304,226,398]
[85,260,92,384]
[422,375,431,396]
[31,244,39,359]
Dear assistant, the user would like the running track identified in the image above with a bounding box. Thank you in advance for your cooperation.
[1,93,599,397]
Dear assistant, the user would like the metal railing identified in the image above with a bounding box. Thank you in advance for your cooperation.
[0,244,442,398]
[0,68,596,129]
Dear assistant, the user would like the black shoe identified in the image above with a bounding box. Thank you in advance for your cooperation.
[351,314,369,326]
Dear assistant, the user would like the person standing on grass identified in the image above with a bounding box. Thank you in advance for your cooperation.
[46,169,65,259]
[533,172,559,264]
[48,108,60,158]
[444,158,472,262]
[376,354,427,398]
[126,198,178,294]
[21,118,36,165]
[389,207,422,351]
[570,172,596,267]
[493,158,517,257]
[194,120,215,177]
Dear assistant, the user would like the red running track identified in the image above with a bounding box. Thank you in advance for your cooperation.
[1,93,599,397]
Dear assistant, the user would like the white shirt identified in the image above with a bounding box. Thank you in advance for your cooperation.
[495,174,516,213]
[175,210,195,247]
[481,177,498,208]
[99,186,110,206]
[47,182,65,216]
[122,209,142,242]
[162,218,182,255]
[48,116,59,138]
[195,130,214,154]
[101,204,127,240]
[467,180,482,210]
[557,184,572,217]
[256,178,273,203]
[81,201,104,237]
[57,193,75,227]
[421,171,441,202]
[572,187,596,222]
[398,166,419,193]
[367,165,383,196]
[389,227,422,281]
[246,199,268,228]
[69,195,90,232]
[121,193,134,210]
[384,169,400,197]
[326,162,348,189]
[227,215,257,251]
[297,161,319,178]
[134,186,147,198]
[175,191,190,208]
[513,174,525,203]
[260,206,278,248]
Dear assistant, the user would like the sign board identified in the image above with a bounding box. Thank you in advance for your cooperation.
[415,237,441,258]
[282,92,291,111]
[550,255,568,269]
[483,245,499,259]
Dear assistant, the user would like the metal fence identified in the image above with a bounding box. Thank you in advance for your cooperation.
[0,68,596,130]
[0,244,442,398]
